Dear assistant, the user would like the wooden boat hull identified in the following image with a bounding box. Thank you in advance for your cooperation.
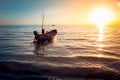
[38,29,57,44]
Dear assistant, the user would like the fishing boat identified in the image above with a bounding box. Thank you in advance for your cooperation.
[37,15,57,44]
[51,24,55,26]
[38,29,57,44]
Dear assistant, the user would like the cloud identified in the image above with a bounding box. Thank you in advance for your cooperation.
[46,9,63,14]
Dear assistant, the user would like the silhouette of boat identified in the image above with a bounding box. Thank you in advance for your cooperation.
[38,29,57,44]
[37,15,57,44]
[51,25,55,26]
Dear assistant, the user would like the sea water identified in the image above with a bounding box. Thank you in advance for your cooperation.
[0,25,120,80]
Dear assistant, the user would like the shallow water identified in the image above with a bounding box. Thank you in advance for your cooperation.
[0,25,120,80]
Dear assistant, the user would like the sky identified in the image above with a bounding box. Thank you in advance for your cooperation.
[0,0,120,25]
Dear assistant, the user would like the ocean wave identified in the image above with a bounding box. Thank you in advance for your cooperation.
[108,61,120,71]
[65,39,87,41]
[98,50,120,58]
[0,56,120,80]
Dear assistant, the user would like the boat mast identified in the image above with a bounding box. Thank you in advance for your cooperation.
[42,14,44,30]
[41,14,45,34]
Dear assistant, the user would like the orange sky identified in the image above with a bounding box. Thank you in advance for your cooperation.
[56,0,120,25]
[0,0,120,25]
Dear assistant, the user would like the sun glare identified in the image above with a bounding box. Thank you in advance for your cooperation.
[90,7,114,25]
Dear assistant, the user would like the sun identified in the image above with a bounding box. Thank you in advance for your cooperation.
[90,7,114,25]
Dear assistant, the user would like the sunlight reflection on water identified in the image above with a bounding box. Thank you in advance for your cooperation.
[96,25,108,58]
[97,24,105,52]
[98,24,104,41]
